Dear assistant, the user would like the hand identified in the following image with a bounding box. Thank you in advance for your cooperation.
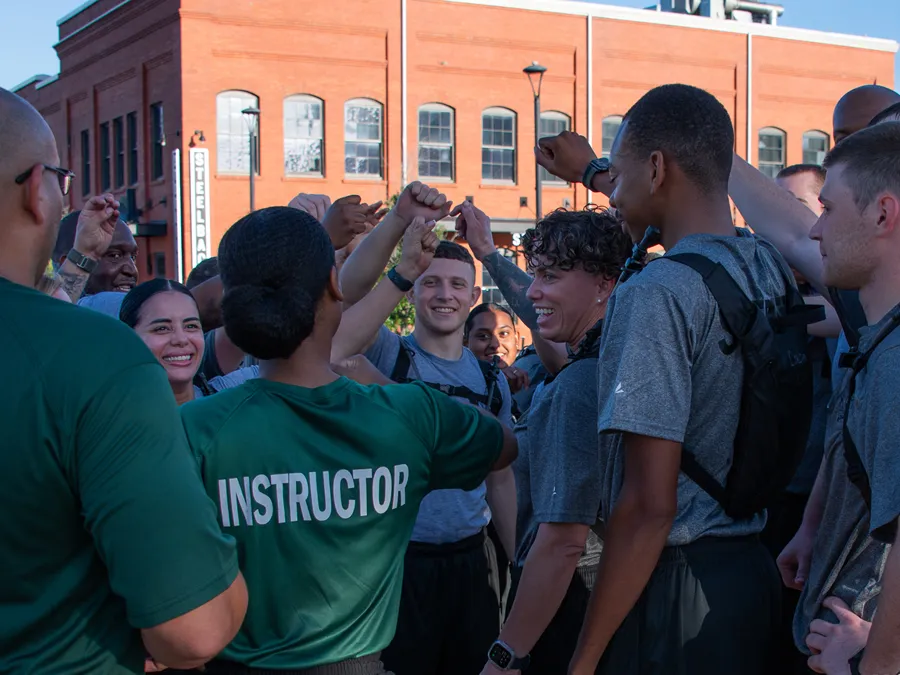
[288,193,332,222]
[392,181,453,226]
[480,662,519,675]
[321,195,382,250]
[778,525,815,590]
[450,201,497,261]
[333,355,393,385]
[396,216,439,281]
[73,194,120,260]
[806,597,870,675]
[502,365,530,394]
[535,131,598,185]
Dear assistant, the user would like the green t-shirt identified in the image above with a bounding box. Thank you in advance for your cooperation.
[181,377,504,668]
[0,278,239,674]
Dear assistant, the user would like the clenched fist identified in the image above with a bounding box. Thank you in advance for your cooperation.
[535,131,598,185]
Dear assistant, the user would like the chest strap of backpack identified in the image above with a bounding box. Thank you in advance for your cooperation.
[543,318,604,387]
[391,343,504,416]
[840,313,900,543]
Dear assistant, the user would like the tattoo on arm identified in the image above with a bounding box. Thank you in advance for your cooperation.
[481,251,538,330]
[55,263,90,302]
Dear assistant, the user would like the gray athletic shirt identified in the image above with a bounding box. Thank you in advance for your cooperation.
[597,229,790,546]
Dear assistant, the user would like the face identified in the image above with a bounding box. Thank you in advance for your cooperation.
[85,221,138,294]
[809,164,879,290]
[411,258,480,336]
[526,260,611,345]
[776,173,824,217]
[134,291,205,387]
[607,122,659,242]
[466,308,519,367]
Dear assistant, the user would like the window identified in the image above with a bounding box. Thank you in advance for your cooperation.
[127,112,138,185]
[99,122,111,191]
[344,99,383,177]
[539,112,570,183]
[482,108,516,182]
[284,94,324,176]
[418,103,454,181]
[113,117,124,188]
[758,127,786,179]
[601,116,623,159]
[150,102,165,180]
[802,130,829,166]
[482,248,518,305]
[80,130,91,196]
[216,91,259,174]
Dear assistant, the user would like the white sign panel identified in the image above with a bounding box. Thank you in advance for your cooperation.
[172,148,184,282]
[188,147,211,269]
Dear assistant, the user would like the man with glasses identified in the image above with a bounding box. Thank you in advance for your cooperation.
[0,87,249,673]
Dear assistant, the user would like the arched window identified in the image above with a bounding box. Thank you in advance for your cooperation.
[758,127,786,178]
[344,98,383,178]
[802,130,829,166]
[284,94,324,176]
[216,90,259,174]
[482,107,516,183]
[539,111,570,184]
[418,103,454,181]
[601,116,623,159]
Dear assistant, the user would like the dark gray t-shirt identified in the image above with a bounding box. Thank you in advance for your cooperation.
[366,326,513,545]
[513,359,605,569]
[597,229,790,545]
[794,304,900,651]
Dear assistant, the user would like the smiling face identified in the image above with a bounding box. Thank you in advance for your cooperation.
[133,291,205,387]
[411,257,481,337]
[607,121,659,243]
[466,307,519,367]
[85,221,139,295]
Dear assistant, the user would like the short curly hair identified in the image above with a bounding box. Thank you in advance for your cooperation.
[521,207,632,280]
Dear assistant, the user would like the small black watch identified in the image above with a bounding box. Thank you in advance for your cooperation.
[387,266,414,292]
[582,157,610,190]
[66,248,99,274]
[487,640,530,671]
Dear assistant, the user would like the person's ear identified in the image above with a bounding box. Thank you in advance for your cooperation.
[649,150,666,195]
[19,165,47,226]
[327,267,344,303]
[470,285,482,308]
[597,276,616,304]
[874,192,900,238]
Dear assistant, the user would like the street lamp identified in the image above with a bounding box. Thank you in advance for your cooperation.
[524,61,547,222]
[241,107,260,212]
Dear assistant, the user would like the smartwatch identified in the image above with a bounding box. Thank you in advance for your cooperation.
[582,157,610,190]
[487,640,530,671]
[66,248,99,274]
[387,266,414,292]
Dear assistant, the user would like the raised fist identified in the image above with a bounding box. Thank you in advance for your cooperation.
[450,201,496,261]
[535,131,597,185]
[396,216,439,281]
[321,195,383,250]
[393,181,452,226]
[73,194,120,260]
[288,193,331,222]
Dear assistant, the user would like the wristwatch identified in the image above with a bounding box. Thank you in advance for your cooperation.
[582,157,610,190]
[387,266,414,292]
[487,640,530,671]
[66,248,99,274]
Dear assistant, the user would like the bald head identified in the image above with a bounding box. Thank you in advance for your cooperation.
[0,88,58,186]
[833,85,900,144]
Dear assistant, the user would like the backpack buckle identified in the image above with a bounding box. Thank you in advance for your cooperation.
[839,350,860,369]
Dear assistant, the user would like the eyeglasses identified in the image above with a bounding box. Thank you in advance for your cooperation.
[14,165,76,196]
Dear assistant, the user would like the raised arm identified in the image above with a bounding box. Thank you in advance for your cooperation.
[57,194,121,302]
[535,131,615,198]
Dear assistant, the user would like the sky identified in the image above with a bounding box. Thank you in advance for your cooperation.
[2,0,898,90]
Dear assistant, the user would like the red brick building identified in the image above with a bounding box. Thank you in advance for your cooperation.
[15,0,896,297]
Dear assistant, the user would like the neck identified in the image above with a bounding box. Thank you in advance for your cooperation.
[172,380,195,406]
[259,334,340,388]
[412,325,465,360]
[859,262,900,327]
[568,301,607,351]
[658,193,735,251]
[0,229,43,289]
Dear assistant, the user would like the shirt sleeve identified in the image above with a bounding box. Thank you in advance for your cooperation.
[365,326,402,378]
[75,363,239,629]
[208,365,259,391]
[598,279,696,442]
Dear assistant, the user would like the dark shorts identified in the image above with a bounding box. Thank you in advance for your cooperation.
[206,653,391,675]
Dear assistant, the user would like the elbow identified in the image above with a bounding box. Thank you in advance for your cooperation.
[535,523,590,563]
[617,490,677,532]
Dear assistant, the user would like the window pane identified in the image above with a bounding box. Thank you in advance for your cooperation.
[126,112,138,185]
[100,123,110,191]
[217,92,258,173]
[81,130,91,196]
[802,133,828,165]
[602,118,622,158]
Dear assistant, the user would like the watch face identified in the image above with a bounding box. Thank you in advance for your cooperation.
[488,642,512,669]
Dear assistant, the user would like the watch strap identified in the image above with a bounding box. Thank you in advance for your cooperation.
[582,157,610,190]
[387,266,414,292]
[67,248,99,274]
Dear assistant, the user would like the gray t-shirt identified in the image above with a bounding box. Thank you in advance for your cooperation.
[193,366,259,399]
[366,326,513,544]
[597,229,790,545]
[513,358,605,569]
[793,305,900,651]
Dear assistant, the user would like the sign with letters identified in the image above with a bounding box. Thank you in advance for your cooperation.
[189,148,211,269]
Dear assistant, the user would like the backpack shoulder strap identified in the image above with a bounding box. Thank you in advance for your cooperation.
[477,358,503,417]
[390,341,414,383]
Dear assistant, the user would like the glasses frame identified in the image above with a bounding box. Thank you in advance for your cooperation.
[15,164,76,196]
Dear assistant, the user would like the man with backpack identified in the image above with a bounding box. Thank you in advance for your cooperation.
[537,84,815,675]
[339,182,517,675]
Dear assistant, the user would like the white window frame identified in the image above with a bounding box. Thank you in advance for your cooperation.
[758,127,787,179]
[344,98,383,179]
[417,103,455,182]
[216,90,259,174]
[601,115,623,159]
[284,94,324,177]
[802,130,829,166]
[481,107,517,184]
[539,111,570,185]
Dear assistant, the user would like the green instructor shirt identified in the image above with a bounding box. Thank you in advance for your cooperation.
[182,377,504,669]
[0,278,239,674]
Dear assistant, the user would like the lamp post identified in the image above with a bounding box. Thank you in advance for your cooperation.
[241,107,260,212]
[524,61,547,222]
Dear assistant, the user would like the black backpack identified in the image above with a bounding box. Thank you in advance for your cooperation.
[839,313,900,544]
[657,251,824,520]
[390,342,504,416]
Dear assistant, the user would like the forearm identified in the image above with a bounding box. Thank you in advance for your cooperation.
[55,260,91,302]
[332,276,406,362]
[806,297,842,339]
[340,212,407,305]
[480,251,538,329]
[588,172,614,199]
[485,467,517,561]
[500,524,585,656]
[859,525,900,675]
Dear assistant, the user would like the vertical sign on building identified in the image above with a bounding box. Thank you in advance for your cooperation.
[188,148,211,269]
[172,148,184,282]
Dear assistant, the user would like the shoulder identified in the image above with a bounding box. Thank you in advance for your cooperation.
[181,384,261,447]
[208,365,260,391]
